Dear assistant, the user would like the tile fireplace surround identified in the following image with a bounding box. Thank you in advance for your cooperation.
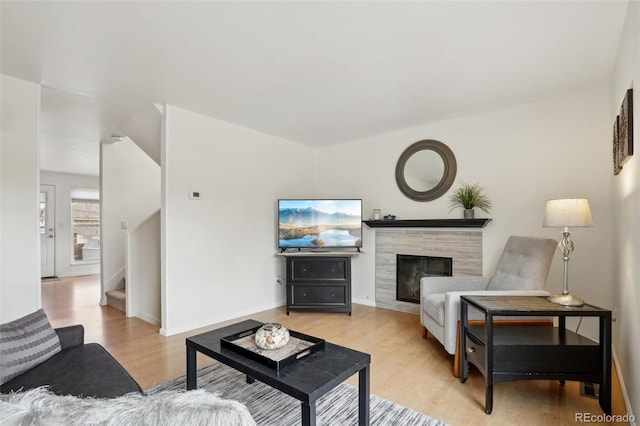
[374,229,483,314]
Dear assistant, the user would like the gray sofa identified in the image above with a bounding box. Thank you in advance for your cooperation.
[1,318,142,398]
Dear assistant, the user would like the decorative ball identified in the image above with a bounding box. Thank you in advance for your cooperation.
[255,323,290,350]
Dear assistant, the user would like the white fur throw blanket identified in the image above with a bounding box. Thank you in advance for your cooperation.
[0,387,256,426]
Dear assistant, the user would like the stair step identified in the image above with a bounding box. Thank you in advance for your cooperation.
[106,288,126,313]
[106,289,126,300]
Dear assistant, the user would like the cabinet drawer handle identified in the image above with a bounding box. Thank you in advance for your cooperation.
[467,346,476,354]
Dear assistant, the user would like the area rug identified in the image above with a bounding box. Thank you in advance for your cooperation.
[147,362,448,426]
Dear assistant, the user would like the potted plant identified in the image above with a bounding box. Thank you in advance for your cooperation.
[448,181,492,219]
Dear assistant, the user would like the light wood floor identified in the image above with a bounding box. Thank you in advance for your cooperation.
[42,275,629,425]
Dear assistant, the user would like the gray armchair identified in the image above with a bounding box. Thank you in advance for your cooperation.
[420,235,557,356]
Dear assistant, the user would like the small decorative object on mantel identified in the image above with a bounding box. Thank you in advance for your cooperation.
[255,323,290,350]
[613,88,633,175]
[448,181,492,219]
[383,214,396,220]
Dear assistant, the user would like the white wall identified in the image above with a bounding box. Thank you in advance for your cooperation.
[128,210,161,325]
[40,171,100,278]
[317,87,614,341]
[0,75,41,322]
[610,0,639,419]
[114,104,162,166]
[161,105,316,335]
[101,137,161,303]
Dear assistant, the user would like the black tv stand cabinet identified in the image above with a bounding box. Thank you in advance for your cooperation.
[284,254,352,315]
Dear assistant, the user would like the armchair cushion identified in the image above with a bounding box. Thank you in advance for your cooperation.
[421,277,489,325]
[421,276,489,296]
[486,236,557,290]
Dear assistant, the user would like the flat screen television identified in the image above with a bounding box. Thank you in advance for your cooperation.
[278,199,362,250]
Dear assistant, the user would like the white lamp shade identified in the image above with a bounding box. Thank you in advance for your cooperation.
[543,198,593,227]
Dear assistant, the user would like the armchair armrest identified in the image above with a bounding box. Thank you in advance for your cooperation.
[420,276,489,296]
[55,325,84,350]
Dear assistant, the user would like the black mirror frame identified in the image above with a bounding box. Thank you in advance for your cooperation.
[395,139,457,202]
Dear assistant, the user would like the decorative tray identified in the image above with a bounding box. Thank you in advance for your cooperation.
[221,325,325,371]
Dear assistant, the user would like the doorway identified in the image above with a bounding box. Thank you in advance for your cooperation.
[40,184,56,278]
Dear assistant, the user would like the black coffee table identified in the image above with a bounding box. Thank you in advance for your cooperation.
[186,319,371,426]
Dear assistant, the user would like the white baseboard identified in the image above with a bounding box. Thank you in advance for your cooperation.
[58,263,100,278]
[352,297,376,307]
[131,311,160,326]
[612,347,637,425]
[159,302,279,337]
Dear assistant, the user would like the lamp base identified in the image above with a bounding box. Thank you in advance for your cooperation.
[547,293,584,307]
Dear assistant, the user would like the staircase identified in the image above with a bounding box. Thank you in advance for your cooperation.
[106,279,126,313]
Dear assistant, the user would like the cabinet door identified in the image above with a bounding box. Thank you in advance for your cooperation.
[292,286,346,305]
[289,258,347,281]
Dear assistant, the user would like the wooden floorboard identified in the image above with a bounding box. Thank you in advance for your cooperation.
[41,274,629,425]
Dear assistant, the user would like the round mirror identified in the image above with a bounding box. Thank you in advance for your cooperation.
[403,150,445,192]
[395,139,457,201]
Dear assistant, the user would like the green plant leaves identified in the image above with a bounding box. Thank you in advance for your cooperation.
[448,181,492,213]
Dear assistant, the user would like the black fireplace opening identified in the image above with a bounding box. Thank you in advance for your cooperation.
[396,254,453,304]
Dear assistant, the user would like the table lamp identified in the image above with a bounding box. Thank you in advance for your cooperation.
[543,198,593,306]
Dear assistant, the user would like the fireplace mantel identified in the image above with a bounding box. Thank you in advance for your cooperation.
[363,218,491,228]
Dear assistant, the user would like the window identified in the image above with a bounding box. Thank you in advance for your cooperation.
[71,188,100,262]
[39,192,47,234]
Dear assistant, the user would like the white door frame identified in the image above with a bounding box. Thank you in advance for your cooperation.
[40,184,56,278]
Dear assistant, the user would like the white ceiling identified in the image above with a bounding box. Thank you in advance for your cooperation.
[0,1,629,176]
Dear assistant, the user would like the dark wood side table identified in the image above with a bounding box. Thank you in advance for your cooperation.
[460,295,611,415]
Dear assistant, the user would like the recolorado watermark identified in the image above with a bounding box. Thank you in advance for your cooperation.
[575,412,635,423]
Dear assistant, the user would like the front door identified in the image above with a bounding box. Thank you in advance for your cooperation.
[40,184,56,278]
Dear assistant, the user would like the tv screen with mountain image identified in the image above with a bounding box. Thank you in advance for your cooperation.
[278,199,362,249]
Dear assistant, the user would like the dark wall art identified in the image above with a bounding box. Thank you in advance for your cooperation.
[613,116,621,175]
[613,88,634,175]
